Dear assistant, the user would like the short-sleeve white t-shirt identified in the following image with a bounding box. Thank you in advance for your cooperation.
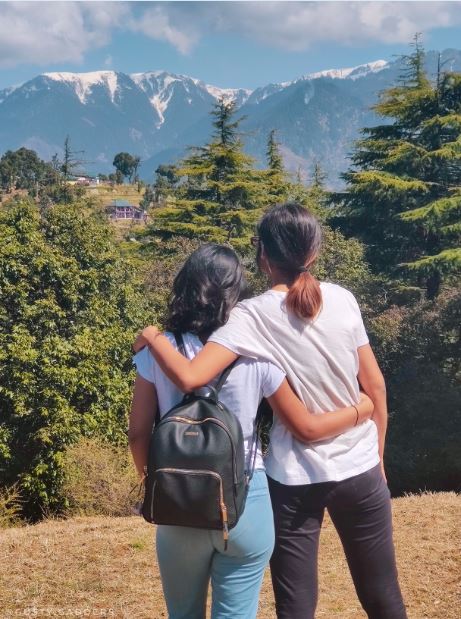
[133,332,285,471]
[209,282,379,485]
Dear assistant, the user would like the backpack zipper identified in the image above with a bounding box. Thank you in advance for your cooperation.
[152,467,229,548]
[160,416,238,484]
[150,480,157,522]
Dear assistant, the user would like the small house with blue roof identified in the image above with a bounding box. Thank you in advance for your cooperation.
[106,199,146,221]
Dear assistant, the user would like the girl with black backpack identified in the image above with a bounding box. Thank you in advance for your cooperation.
[129,243,374,619]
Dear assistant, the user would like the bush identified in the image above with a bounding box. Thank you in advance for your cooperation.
[0,484,22,528]
[367,288,461,494]
[0,200,150,520]
[61,438,139,517]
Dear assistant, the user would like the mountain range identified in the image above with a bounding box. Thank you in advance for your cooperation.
[1,49,461,187]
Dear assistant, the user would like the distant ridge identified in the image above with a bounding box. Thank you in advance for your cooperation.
[1,50,460,186]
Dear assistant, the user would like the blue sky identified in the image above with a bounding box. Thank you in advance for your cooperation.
[1,1,461,90]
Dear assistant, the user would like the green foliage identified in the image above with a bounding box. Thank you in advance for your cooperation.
[146,99,271,248]
[266,130,284,172]
[0,200,150,520]
[264,130,292,202]
[336,40,461,298]
[113,152,141,184]
[367,289,461,493]
[153,164,180,203]
[314,227,370,292]
[0,148,57,194]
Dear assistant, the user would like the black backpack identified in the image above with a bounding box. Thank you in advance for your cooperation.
[141,334,260,548]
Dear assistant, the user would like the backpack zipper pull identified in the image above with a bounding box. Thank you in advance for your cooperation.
[221,502,229,551]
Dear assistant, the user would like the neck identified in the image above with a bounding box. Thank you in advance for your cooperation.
[267,271,318,292]
[271,282,290,292]
[267,269,293,292]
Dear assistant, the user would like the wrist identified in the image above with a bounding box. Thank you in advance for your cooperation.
[351,404,360,426]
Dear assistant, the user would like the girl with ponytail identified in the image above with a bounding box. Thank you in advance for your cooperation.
[135,203,407,619]
[255,201,323,320]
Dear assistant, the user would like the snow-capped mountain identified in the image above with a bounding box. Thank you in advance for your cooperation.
[305,59,389,81]
[0,50,459,185]
[43,71,121,105]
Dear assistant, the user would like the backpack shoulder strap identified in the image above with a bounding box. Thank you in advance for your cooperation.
[173,332,187,358]
[154,332,187,426]
[175,332,237,395]
[245,402,265,485]
[173,333,238,394]
[214,358,239,393]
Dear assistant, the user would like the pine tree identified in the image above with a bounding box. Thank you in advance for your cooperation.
[264,130,291,202]
[59,136,86,203]
[266,129,284,172]
[151,99,268,247]
[336,37,461,298]
[311,161,327,190]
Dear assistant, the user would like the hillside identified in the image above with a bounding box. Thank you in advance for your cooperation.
[1,493,459,618]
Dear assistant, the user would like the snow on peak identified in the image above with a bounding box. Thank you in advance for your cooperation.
[130,72,182,126]
[131,71,180,90]
[131,71,251,125]
[205,84,252,103]
[306,60,389,81]
[0,84,20,104]
[43,71,120,104]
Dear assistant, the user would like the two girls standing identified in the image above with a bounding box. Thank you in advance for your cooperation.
[129,202,407,619]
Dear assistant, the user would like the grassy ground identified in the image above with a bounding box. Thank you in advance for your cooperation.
[89,183,145,205]
[1,493,459,618]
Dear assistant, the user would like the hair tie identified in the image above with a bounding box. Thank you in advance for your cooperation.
[298,266,309,273]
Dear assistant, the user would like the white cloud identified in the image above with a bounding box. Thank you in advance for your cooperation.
[0,2,129,68]
[1,1,461,68]
[164,1,461,51]
[127,5,199,55]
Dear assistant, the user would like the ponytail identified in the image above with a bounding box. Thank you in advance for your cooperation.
[258,202,323,321]
[286,271,322,320]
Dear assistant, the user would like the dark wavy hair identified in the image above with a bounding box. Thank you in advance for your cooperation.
[165,244,247,339]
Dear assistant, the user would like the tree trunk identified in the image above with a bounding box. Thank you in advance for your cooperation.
[426,270,441,300]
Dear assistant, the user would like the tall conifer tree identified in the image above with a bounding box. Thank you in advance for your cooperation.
[337,36,461,298]
[151,99,267,246]
[264,130,291,201]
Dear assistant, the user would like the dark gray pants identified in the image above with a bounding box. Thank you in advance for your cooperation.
[268,464,407,619]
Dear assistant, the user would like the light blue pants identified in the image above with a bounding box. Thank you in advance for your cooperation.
[156,470,275,619]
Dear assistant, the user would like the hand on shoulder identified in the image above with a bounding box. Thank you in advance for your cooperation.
[133,325,161,353]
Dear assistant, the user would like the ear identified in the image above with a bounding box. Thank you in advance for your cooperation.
[257,244,272,276]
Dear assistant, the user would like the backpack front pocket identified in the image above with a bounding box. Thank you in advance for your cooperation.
[152,468,228,539]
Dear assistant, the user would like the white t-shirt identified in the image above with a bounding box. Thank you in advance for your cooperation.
[209,282,380,485]
[133,331,285,471]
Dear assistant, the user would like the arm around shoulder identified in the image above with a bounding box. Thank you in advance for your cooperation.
[135,327,239,391]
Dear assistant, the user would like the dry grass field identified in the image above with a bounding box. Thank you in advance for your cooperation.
[1,493,459,619]
[89,184,144,204]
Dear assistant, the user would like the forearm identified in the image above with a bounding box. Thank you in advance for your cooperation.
[367,384,388,462]
[128,435,150,479]
[129,375,157,479]
[357,344,388,467]
[287,406,363,443]
[146,333,198,391]
[268,381,372,443]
